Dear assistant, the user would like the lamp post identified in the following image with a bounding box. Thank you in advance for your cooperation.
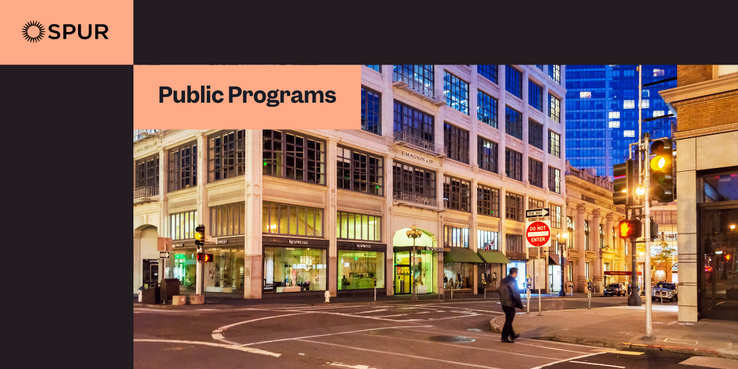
[406,224,423,301]
[558,232,569,297]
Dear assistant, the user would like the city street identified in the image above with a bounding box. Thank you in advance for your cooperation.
[133,297,734,369]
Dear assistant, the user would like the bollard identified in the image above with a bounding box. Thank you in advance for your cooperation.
[588,291,591,309]
[484,287,487,299]
[450,287,453,300]
[138,290,142,303]
[526,289,531,314]
[538,288,542,316]
[324,290,330,303]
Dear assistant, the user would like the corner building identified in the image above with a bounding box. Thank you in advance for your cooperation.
[133,65,568,298]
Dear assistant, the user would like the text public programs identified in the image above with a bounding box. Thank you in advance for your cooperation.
[159,86,337,107]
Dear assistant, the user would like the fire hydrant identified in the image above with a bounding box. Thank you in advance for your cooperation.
[324,290,331,303]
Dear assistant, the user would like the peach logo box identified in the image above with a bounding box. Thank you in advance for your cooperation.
[134,65,360,130]
[0,0,132,65]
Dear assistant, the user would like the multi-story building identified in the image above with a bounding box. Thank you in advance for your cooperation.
[660,64,738,322]
[561,162,627,294]
[133,64,568,299]
[565,65,677,178]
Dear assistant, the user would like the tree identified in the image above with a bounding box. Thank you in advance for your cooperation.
[636,242,677,283]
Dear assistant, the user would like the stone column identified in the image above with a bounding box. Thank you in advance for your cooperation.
[470,179,478,294]
[158,148,169,282]
[592,210,603,293]
[576,204,587,292]
[435,65,446,156]
[327,139,339,297]
[385,155,394,296]
[196,133,210,296]
[521,68,530,186]
[243,130,263,299]
[469,66,479,166]
[133,229,142,292]
[498,65,507,178]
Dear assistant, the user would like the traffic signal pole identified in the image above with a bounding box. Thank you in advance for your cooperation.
[638,65,653,339]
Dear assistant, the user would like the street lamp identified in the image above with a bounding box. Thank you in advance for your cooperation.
[406,224,423,301]
[636,186,646,197]
[558,232,569,296]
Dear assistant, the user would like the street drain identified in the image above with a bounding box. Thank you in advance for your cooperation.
[428,336,476,343]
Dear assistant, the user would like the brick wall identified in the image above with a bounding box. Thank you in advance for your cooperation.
[674,90,738,132]
[677,65,713,87]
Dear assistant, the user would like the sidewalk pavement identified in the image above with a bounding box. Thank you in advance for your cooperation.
[490,304,738,360]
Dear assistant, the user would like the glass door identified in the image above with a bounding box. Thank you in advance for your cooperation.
[699,206,738,320]
[395,266,411,294]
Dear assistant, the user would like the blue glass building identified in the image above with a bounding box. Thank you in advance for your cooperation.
[565,65,677,177]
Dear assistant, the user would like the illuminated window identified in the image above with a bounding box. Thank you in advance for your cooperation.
[443,176,472,212]
[624,100,635,109]
[262,201,324,237]
[444,71,469,114]
[624,130,635,137]
[477,90,498,128]
[580,91,592,99]
[653,68,665,77]
[609,111,620,119]
[653,110,665,118]
[640,99,649,109]
[337,211,381,241]
[549,94,560,122]
[608,121,620,128]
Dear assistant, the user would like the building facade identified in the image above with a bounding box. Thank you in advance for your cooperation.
[562,162,627,294]
[565,65,677,177]
[660,65,738,322]
[133,64,568,299]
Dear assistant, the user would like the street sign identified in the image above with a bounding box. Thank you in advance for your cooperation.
[526,208,550,218]
[525,220,551,248]
[159,251,170,259]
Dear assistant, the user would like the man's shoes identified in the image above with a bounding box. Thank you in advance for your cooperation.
[512,334,520,339]
[501,338,515,343]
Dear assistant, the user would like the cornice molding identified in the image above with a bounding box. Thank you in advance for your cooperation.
[660,73,738,104]
[674,122,738,140]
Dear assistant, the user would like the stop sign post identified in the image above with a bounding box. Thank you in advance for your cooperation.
[526,220,551,248]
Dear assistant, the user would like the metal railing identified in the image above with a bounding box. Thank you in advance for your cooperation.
[394,131,436,153]
[134,186,159,199]
[393,71,438,100]
[393,191,437,207]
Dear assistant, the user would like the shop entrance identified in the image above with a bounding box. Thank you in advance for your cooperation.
[699,205,738,321]
[395,266,411,294]
[549,265,561,293]
[392,227,437,295]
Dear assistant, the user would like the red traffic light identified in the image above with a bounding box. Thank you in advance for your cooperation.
[196,253,214,262]
[618,220,642,239]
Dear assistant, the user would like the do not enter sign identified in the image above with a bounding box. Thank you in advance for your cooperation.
[525,220,551,248]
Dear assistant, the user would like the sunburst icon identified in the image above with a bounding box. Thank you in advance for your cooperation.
[22,21,45,43]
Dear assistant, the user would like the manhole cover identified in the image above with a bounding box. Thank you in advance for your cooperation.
[428,336,476,343]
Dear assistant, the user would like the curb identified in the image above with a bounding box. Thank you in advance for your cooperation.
[488,317,738,360]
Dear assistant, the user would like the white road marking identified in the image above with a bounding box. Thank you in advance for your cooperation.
[327,362,376,369]
[211,312,310,343]
[242,325,433,347]
[352,332,559,360]
[134,339,281,357]
[568,361,625,368]
[352,309,388,314]
[592,350,643,356]
[298,339,501,369]
[373,314,408,318]
[530,352,605,369]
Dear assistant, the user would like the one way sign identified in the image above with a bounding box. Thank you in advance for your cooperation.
[526,208,550,218]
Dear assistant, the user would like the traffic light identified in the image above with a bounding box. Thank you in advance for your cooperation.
[196,253,213,262]
[618,219,642,239]
[649,139,674,203]
[195,224,205,247]
[613,159,636,206]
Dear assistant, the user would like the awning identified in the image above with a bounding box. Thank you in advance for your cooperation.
[444,248,485,263]
[549,255,559,265]
[477,250,511,264]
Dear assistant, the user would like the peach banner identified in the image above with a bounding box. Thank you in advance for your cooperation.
[134,65,360,130]
[0,0,132,65]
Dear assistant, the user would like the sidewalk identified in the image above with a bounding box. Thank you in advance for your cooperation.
[490,305,738,360]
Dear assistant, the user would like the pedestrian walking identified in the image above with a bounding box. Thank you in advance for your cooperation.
[499,267,524,343]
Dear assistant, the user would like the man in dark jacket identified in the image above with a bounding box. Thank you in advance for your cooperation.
[499,267,524,343]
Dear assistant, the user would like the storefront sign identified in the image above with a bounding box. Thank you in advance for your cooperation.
[604,271,642,276]
[289,240,309,245]
[172,243,185,248]
[337,241,386,251]
[425,247,444,252]
[263,236,330,247]
[216,239,229,245]
[401,151,434,164]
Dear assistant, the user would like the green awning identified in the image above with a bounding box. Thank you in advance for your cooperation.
[444,248,484,263]
[477,250,511,264]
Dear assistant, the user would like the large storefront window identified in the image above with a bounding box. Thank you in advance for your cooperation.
[444,262,473,289]
[203,247,245,293]
[262,201,323,237]
[478,230,498,250]
[263,247,327,293]
[338,251,385,290]
[337,211,381,241]
[173,251,197,290]
[210,202,245,237]
[444,225,469,247]
[394,250,434,295]
[507,261,527,291]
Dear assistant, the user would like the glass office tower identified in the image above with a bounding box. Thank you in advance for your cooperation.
[565,65,677,177]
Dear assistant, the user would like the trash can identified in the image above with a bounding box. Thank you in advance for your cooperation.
[141,284,161,304]
[160,279,180,302]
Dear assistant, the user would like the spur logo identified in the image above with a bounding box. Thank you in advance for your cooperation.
[22,20,109,43]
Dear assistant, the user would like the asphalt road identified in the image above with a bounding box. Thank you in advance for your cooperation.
[134,296,728,369]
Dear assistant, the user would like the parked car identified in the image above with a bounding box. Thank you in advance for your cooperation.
[604,283,626,296]
[652,282,678,302]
